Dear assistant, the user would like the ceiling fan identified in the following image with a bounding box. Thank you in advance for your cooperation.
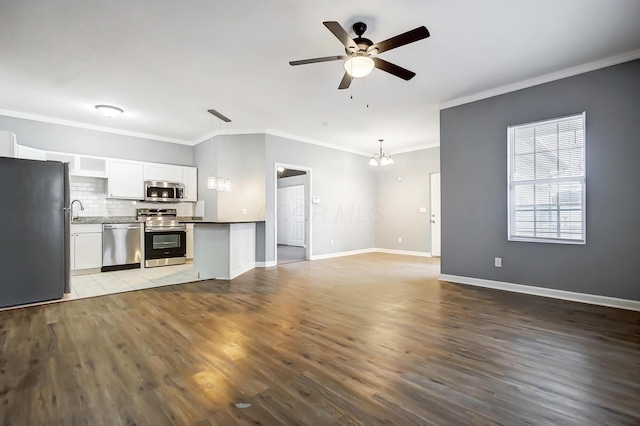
[289,21,430,89]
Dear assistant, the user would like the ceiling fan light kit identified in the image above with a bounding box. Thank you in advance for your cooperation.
[289,20,430,89]
[344,56,375,78]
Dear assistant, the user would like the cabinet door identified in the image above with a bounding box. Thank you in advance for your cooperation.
[70,235,76,271]
[108,159,144,199]
[144,162,183,183]
[186,226,194,259]
[182,167,198,201]
[17,145,46,160]
[74,232,102,270]
[0,131,16,157]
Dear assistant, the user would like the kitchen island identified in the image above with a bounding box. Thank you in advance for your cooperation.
[180,221,261,280]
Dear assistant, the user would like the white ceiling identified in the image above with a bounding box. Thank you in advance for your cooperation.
[1,1,639,155]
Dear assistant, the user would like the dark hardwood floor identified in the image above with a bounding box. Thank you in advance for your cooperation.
[1,253,639,425]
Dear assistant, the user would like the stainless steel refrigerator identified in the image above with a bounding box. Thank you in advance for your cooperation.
[0,156,70,308]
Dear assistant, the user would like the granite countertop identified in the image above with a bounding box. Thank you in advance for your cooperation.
[71,216,137,224]
[180,220,264,224]
[71,216,202,224]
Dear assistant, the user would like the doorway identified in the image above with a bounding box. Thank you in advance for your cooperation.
[275,164,311,264]
[430,172,441,257]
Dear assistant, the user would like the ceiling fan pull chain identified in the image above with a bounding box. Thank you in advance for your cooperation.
[366,75,370,108]
[350,76,353,100]
[350,61,354,99]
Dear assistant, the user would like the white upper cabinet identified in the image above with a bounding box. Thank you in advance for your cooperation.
[45,152,107,178]
[0,132,17,157]
[12,144,197,201]
[144,162,183,183]
[17,145,46,160]
[107,159,144,199]
[182,167,198,202]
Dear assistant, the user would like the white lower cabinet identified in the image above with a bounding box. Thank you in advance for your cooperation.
[71,224,102,271]
[186,223,194,260]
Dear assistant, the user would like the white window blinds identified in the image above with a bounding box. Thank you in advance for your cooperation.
[508,112,586,244]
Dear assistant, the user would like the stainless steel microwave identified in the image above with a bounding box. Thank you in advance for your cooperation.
[144,180,184,203]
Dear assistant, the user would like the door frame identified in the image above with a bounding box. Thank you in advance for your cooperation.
[274,162,312,263]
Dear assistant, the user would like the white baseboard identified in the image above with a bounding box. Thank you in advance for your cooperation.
[308,248,432,261]
[230,263,256,280]
[374,248,432,257]
[255,261,277,268]
[310,248,376,260]
[440,274,640,312]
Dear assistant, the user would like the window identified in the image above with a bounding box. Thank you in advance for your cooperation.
[508,112,586,244]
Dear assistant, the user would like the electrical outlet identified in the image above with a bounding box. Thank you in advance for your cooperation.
[330,239,334,246]
[419,207,427,213]
[398,237,402,243]
[495,257,502,268]
[242,209,247,215]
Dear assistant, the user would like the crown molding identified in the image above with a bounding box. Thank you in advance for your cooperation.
[264,129,371,157]
[194,127,372,156]
[0,108,193,145]
[0,107,437,155]
[390,143,440,155]
[439,49,640,110]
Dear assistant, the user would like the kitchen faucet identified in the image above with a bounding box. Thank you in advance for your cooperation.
[71,199,84,219]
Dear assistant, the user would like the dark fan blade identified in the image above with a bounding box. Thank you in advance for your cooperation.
[208,109,231,122]
[338,72,352,90]
[372,57,416,80]
[368,26,430,55]
[323,21,358,51]
[289,55,348,66]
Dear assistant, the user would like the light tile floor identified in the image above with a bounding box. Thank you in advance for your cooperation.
[69,263,201,300]
[0,263,203,312]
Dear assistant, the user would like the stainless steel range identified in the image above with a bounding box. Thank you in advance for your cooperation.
[137,208,186,268]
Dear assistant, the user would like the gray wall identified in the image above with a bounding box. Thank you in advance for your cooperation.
[440,59,640,301]
[216,134,266,221]
[193,137,220,220]
[264,134,376,262]
[374,147,440,253]
[193,133,266,222]
[0,115,194,165]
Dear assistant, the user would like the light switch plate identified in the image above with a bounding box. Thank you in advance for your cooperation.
[312,196,320,204]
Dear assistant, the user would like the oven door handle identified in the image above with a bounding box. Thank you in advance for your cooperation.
[153,242,180,249]
[145,226,186,232]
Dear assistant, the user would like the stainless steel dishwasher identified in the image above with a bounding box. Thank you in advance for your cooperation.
[101,223,142,272]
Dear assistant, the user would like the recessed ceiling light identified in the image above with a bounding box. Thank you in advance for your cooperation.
[95,105,124,118]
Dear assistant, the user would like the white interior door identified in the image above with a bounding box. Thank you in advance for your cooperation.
[430,172,441,257]
[277,185,305,247]
[292,185,305,247]
[277,187,288,244]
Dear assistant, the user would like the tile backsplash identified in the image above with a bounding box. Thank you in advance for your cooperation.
[70,176,194,217]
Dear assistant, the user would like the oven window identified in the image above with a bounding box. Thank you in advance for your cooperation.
[152,234,181,250]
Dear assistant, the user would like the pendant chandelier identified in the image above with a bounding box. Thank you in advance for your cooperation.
[207,176,232,191]
[369,139,394,166]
